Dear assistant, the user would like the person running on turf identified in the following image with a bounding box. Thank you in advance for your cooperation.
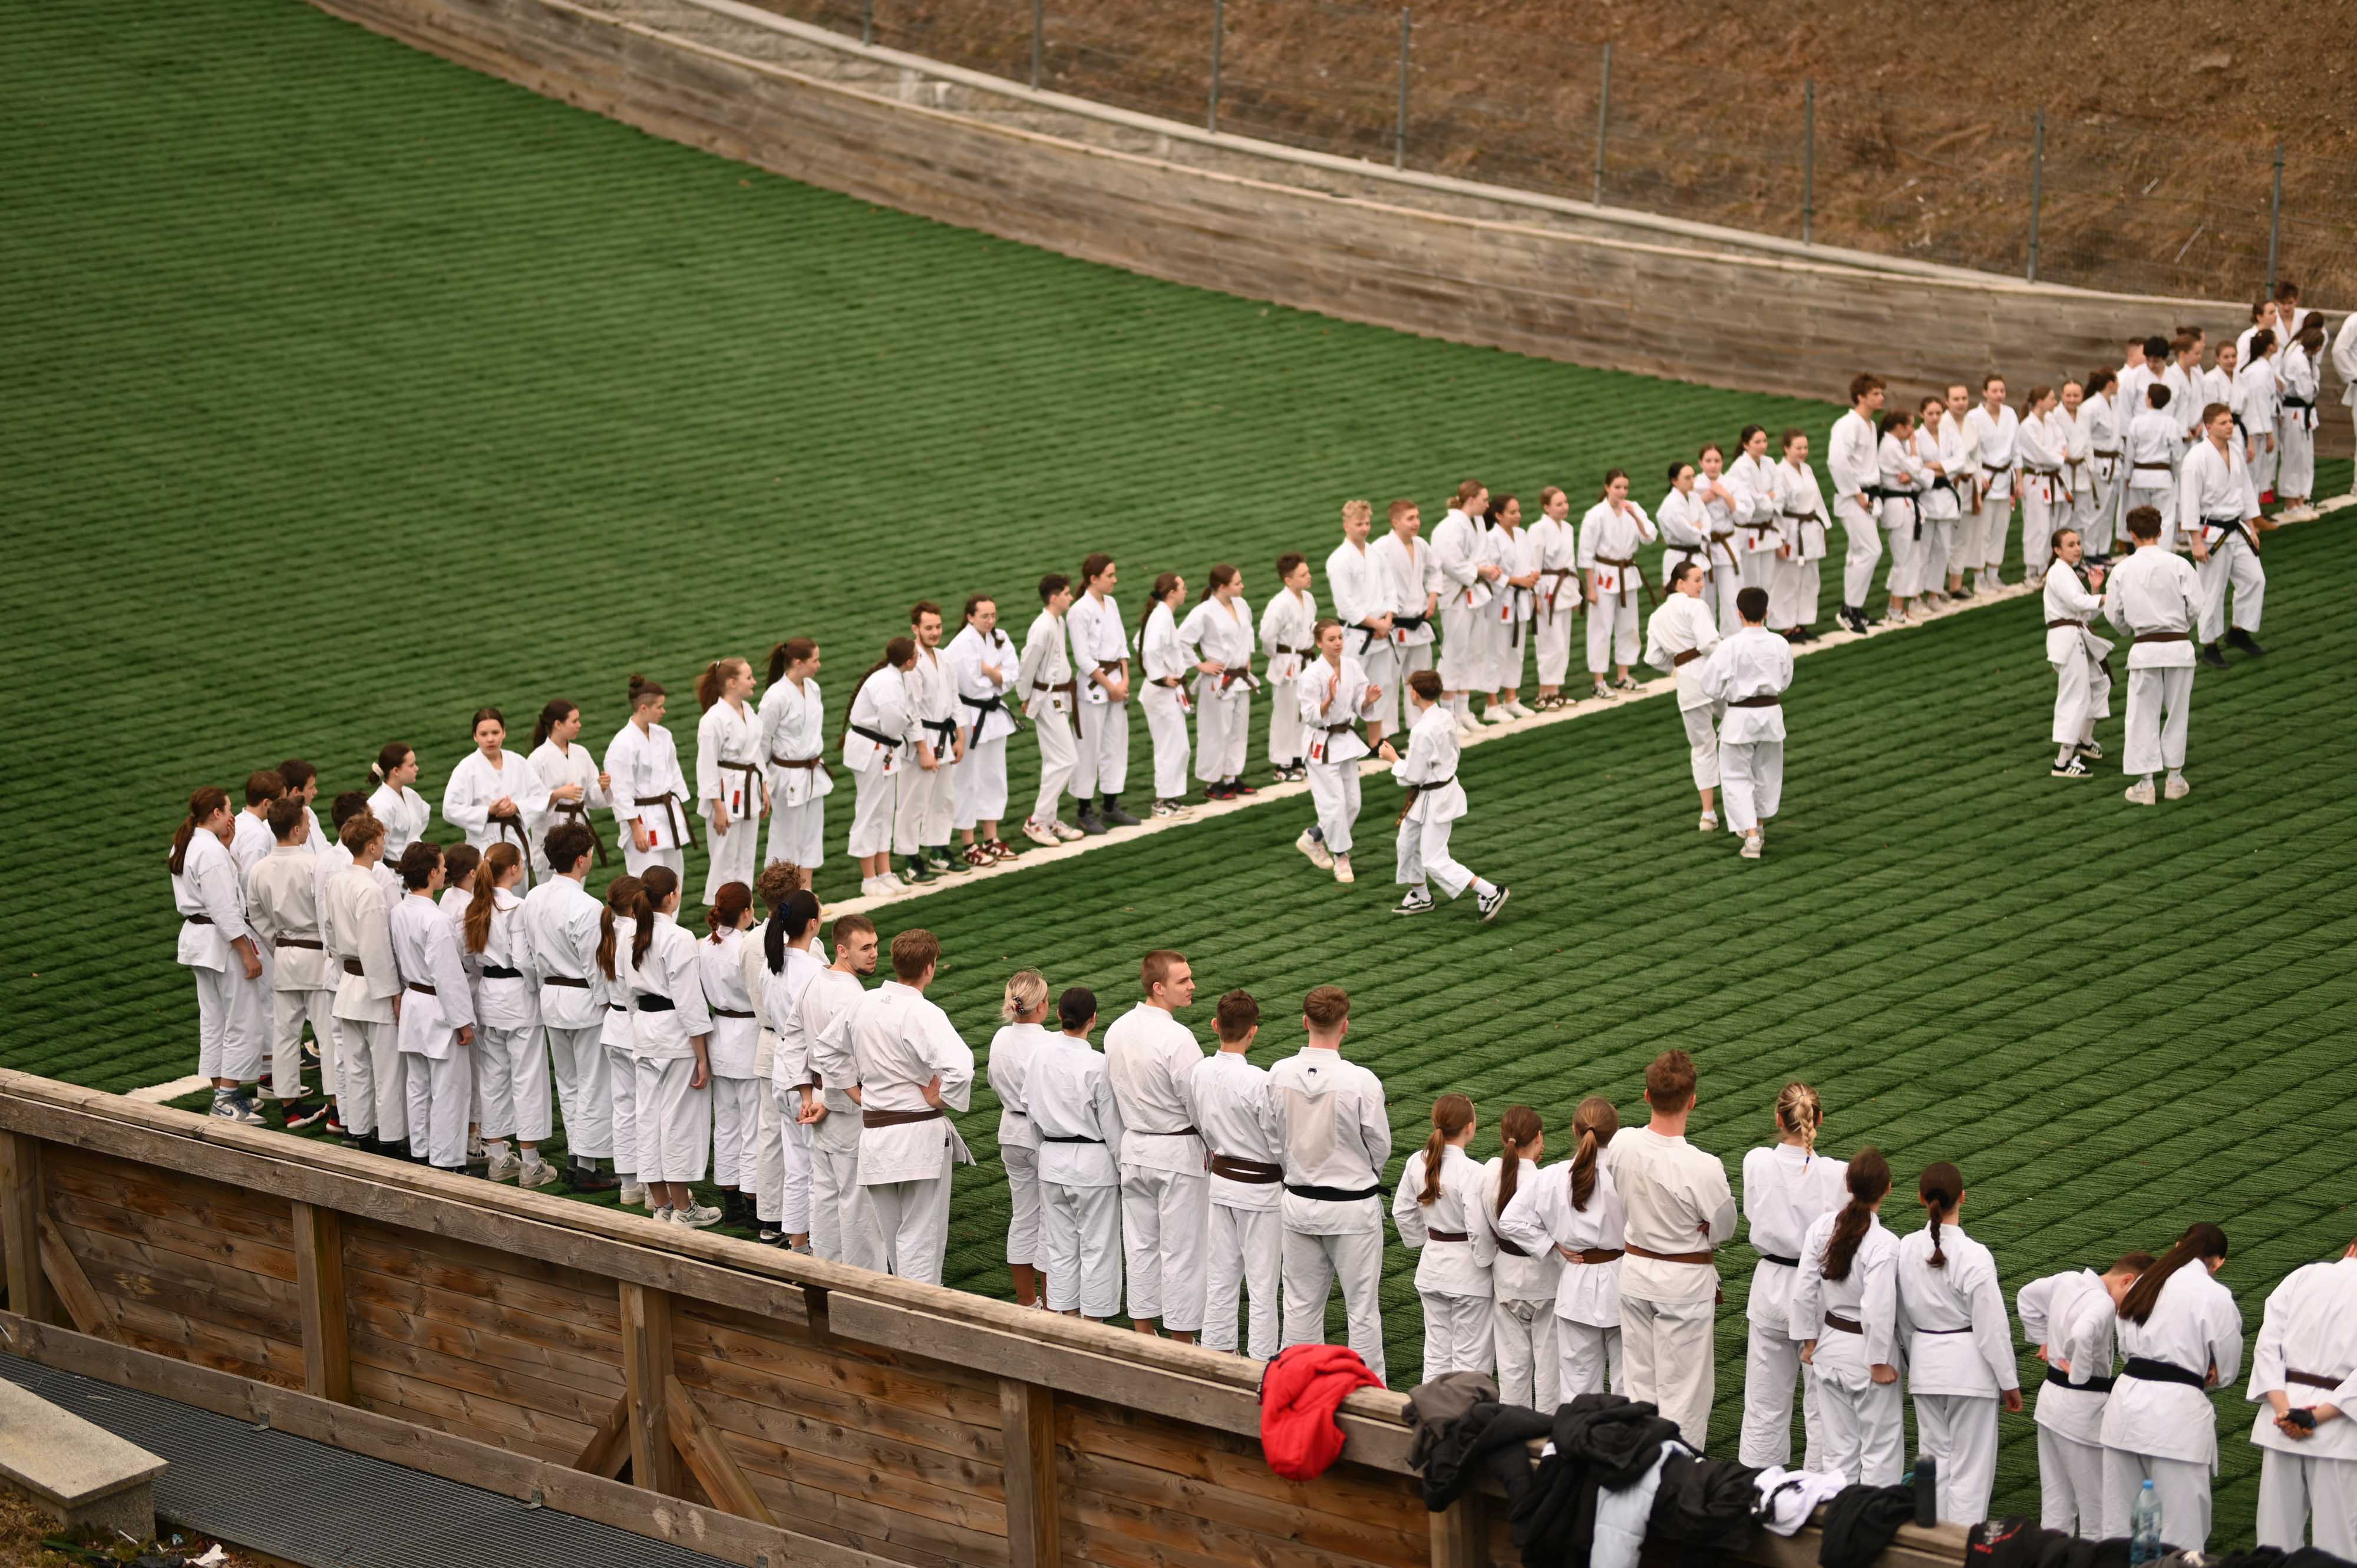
[1389,671,1508,921]
[1698,586,1794,860]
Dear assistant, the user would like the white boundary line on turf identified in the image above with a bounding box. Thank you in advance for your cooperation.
[130,1074,213,1103]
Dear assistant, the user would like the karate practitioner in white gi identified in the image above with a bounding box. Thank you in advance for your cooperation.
[1394,1094,1498,1382]
[1739,1083,1847,1470]
[1529,486,1584,705]
[1134,573,1196,817]
[1272,985,1390,1381]
[2018,1252,2153,1536]
[324,815,401,1148]
[366,744,431,869]
[1691,450,1747,635]
[2333,312,2357,498]
[1481,494,1540,719]
[2182,403,2268,668]
[1607,1049,1735,1448]
[1580,470,1659,694]
[1104,950,1210,1339]
[1896,1161,2022,1525]
[1325,500,1397,744]
[1013,575,1085,846]
[459,844,547,1186]
[626,867,718,1227]
[817,927,975,1285]
[985,969,1055,1306]
[1963,377,2021,593]
[2247,1239,2357,1556]
[1368,500,1441,740]
[1643,563,1724,832]
[896,604,965,880]
[841,639,915,897]
[1793,1147,1903,1486]
[1480,1107,1561,1411]
[1067,553,1138,833]
[2075,372,2123,556]
[1180,566,1259,798]
[698,885,763,1228]
[1030,985,1125,1321]
[1933,386,1977,599]
[173,788,265,1121]
[1430,480,1499,728]
[390,843,476,1173]
[2015,385,2072,588]
[596,877,645,1206]
[1496,1096,1626,1401]
[755,880,825,1250]
[2105,506,2204,806]
[2042,530,2112,778]
[758,641,831,882]
[608,679,695,881]
[694,659,768,905]
[526,701,611,884]
[245,799,334,1124]
[948,595,1022,864]
[444,708,550,894]
[1877,408,1935,620]
[1770,433,1832,640]
[1294,618,1378,884]
[1258,554,1317,781]
[1729,425,1782,604]
[520,823,615,1190]
[1193,990,1283,1360]
[1655,462,1716,628]
[2275,321,2325,519]
[2125,386,2183,548]
[1827,373,1887,633]
[1389,671,1509,921]
[798,912,883,1270]
[2095,1223,2242,1551]
[739,866,795,1244]
[1699,587,1794,859]
[2237,330,2283,504]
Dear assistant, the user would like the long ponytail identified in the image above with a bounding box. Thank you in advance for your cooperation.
[632,867,676,968]
[463,843,520,955]
[530,699,576,750]
[1495,1105,1541,1215]
[1137,572,1183,652]
[763,890,820,975]
[1821,1147,1892,1282]
[696,658,748,713]
[597,874,644,982]
[1918,1160,1962,1270]
[1775,1081,1824,1161]
[1418,1094,1474,1206]
[766,638,816,688]
[2118,1222,2229,1326]
[841,638,916,743]
[1570,1095,1619,1211]
[170,787,230,874]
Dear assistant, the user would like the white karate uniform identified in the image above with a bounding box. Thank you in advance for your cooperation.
[1739,1143,1848,1469]
[466,886,544,1144]
[1484,524,1539,694]
[948,623,1021,830]
[1792,1212,1904,1485]
[2017,410,2071,583]
[1392,703,1479,899]
[2019,1268,2120,1536]
[1873,432,1928,600]
[323,861,400,1139]
[1067,590,1131,800]
[1643,593,1722,791]
[2237,354,2282,498]
[1180,595,1257,784]
[1104,1001,1210,1332]
[1325,537,1398,731]
[800,966,880,1270]
[1699,626,1795,835]
[1298,656,1371,856]
[1481,1158,1562,1411]
[1530,513,1584,678]
[1828,407,1882,609]
[443,750,550,892]
[245,843,338,1102]
[366,782,431,868]
[520,874,609,1160]
[1924,417,1970,587]
[2043,563,2114,749]
[1135,601,1194,800]
[2277,342,2319,500]
[756,675,831,870]
[1655,488,1716,610]
[176,830,261,1083]
[605,721,693,879]
[1014,608,1077,824]
[2124,409,2183,548]
[695,698,767,903]
[1963,402,2021,575]
[1259,588,1316,768]
[2333,315,2357,486]
[2103,545,2203,777]
[1768,461,1830,632]
[758,942,826,1234]
[1394,1145,1498,1383]
[841,666,911,860]
[627,913,714,1185]
[1270,1045,1391,1383]
[1896,1223,2018,1524]
[2097,1265,2244,1550]
[822,979,975,1285]
[1496,1159,1625,1402]
[598,923,638,1180]
[391,891,475,1169]
[1728,453,1782,600]
[526,738,610,882]
[1580,499,1658,671]
[1607,1127,1735,1448]
[1368,529,1441,732]
[742,932,787,1227]
[2164,361,2202,460]
[698,927,760,1189]
[1193,1048,1283,1359]
[2182,438,2266,644]
[1431,507,1493,691]
[2074,392,2121,553]
[985,1019,1052,1269]
[896,648,959,858]
[2246,1255,2357,1556]
[1029,1031,1125,1318]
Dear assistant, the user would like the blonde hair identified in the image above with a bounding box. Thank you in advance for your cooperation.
[1775,1082,1824,1158]
[1418,1094,1475,1205]
[1001,969,1049,1023]
[1341,498,1372,524]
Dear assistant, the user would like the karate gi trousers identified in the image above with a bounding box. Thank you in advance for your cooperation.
[1003,1144,1044,1266]
[755,1082,791,1227]
[2123,668,2193,777]
[1620,1295,1712,1448]
[1041,1180,1123,1318]
[1194,688,1250,784]
[1370,643,1432,735]
[1815,1370,1906,1486]
[1740,1322,1825,1470]
[606,1039,639,1177]
[810,1111,883,1271]
[2075,471,2118,554]
[2256,1450,2357,1556]
[764,796,823,870]
[1120,1165,1209,1332]
[951,735,1008,830]
[2249,437,2279,499]
[1587,592,1642,672]
[633,1056,710,1185]
[2051,649,2112,747]
[1438,603,1484,689]
[1914,1392,2000,1524]
[1720,740,1784,834]
[1395,814,1477,900]
[270,986,335,1101]
[2101,1449,2213,1551]
[476,1023,549,1142]
[621,843,684,880]
[1071,696,1130,799]
[893,756,952,856]
[2022,482,2065,583]
[847,762,896,858]
[1768,556,1821,632]
[1679,703,1721,790]
[1837,497,1881,608]
[1973,493,2013,574]
[1139,685,1191,799]
[545,1024,609,1158]
[2197,534,2265,643]
[402,1045,473,1170]
[1266,679,1304,767]
[335,1018,395,1140]
[2278,420,2316,500]
[1305,757,1361,856]
[2038,1427,2107,1537]
[1879,510,1917,601]
[1420,1291,1496,1384]
[1534,603,1577,686]
[1280,1224,1387,1385]
[702,812,761,906]
[1917,519,1956,595]
[196,962,267,1085]
[711,1074,759,1188]
[1030,707,1075,824]
[1203,1203,1281,1359]
[1493,1299,1560,1410]
[1558,1319,1623,1400]
[1737,549,1777,602]
[865,1171,953,1285]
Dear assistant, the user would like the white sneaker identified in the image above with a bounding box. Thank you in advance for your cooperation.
[1022,818,1061,847]
[1051,820,1086,842]
[210,1094,267,1125]
[484,1150,521,1183]
[1455,716,1483,737]
[2124,779,2157,806]
[649,1206,674,1224]
[620,1181,648,1207]
[1504,701,1536,719]
[672,1203,724,1229]
[1295,828,1333,870]
[1475,884,1510,922]
[1480,707,1510,725]
[518,1158,561,1190]
[1391,889,1434,916]
[1739,834,1763,859]
[1698,811,1718,832]
[1332,854,1355,884]
[2164,773,2191,800]
[1592,681,1613,701]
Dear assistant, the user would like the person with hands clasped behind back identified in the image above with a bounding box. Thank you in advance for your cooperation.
[2246,1237,2357,1555]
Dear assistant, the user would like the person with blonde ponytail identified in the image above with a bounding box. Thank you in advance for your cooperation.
[597,874,648,1206]
[444,708,550,895]
[1392,1094,1498,1382]
[461,844,553,1187]
[2096,1221,2241,1550]
[986,969,1055,1307]
[842,638,917,898]
[698,881,762,1229]
[757,640,831,885]
[695,659,770,907]
[1498,1095,1625,1399]
[171,787,268,1123]
[1896,1160,2021,1524]
[608,679,695,879]
[627,866,719,1229]
[1739,1083,1848,1469]
[1791,1147,1902,1485]
[1481,1106,1561,1409]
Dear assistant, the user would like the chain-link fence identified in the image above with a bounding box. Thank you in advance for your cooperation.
[756,0,2356,303]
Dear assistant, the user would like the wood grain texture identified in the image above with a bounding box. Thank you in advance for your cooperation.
[292,1201,352,1403]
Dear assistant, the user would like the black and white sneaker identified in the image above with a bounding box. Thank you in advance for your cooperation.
[2051,755,2092,778]
[1391,889,1434,916]
[2076,740,2104,761]
[1476,885,1511,923]
[281,1097,331,1130]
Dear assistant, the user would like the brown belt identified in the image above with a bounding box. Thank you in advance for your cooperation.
[1731,695,1781,708]
[633,793,701,850]
[1567,1247,1625,1265]
[549,798,610,864]
[1672,648,1701,666]
[1210,1153,1282,1183]
[1625,1243,1716,1265]
[1595,553,1651,609]
[275,936,325,950]
[1427,1229,1471,1243]
[1318,722,1356,736]
[2287,1369,2345,1391]
[770,754,824,770]
[1032,679,1077,696]
[1824,1312,1866,1334]
[861,1107,945,1128]
[343,958,366,976]
[2132,460,2172,472]
[2045,619,2089,630]
[406,982,437,996]
[1151,676,1181,688]
[186,914,214,925]
[710,1007,755,1019]
[544,975,590,988]
[2134,631,2189,644]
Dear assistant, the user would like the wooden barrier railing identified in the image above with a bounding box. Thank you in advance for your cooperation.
[0,1071,1964,1568]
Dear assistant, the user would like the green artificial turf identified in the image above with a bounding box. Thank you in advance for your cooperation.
[7,0,2355,1544]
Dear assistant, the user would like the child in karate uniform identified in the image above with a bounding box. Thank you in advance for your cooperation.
[627,866,719,1229]
[1770,431,1832,641]
[366,744,431,868]
[1792,1147,1903,1485]
[1393,1094,1497,1382]
[1388,671,1509,920]
[171,787,267,1124]
[695,659,769,905]
[1496,1095,1625,1398]
[754,873,824,1249]
[390,843,476,1173]
[2042,529,2112,778]
[699,882,762,1229]
[758,641,831,885]
[986,970,1055,1307]
[1643,563,1724,832]
[841,639,916,898]
[1294,618,1379,885]
[244,796,334,1127]
[1896,1161,2022,1525]
[1135,573,1195,817]
[1482,494,1540,719]
[526,699,610,883]
[1179,565,1259,800]
[1258,555,1317,781]
[948,598,1022,865]
[1482,1107,1561,1410]
[1739,1083,1848,1470]
[2245,1238,2357,1555]
[1193,990,1283,1359]
[443,708,549,892]
[1529,487,1583,705]
[1029,986,1125,1321]
[596,875,646,1206]
[1580,469,1659,694]
[2098,1223,2242,1552]
[608,678,695,880]
[459,843,549,1186]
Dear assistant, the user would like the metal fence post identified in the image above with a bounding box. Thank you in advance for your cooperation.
[860,0,872,46]
[2025,108,2045,283]
[1592,42,1612,206]
[2266,143,2284,295]
[1802,80,1815,245]
[1207,0,1223,134]
[1030,0,1042,89]
[1393,8,1410,171]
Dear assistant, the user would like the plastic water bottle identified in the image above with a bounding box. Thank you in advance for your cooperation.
[2130,1480,2163,1564]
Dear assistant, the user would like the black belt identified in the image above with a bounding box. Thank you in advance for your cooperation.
[1428,1230,1471,1243]
[635,993,675,1012]
[1042,1132,1104,1144]
[544,975,590,988]
[1759,1252,1800,1269]
[710,1006,754,1018]
[1914,1325,1972,1335]
[1137,1125,1199,1138]
[1731,695,1781,708]
[480,965,523,979]
[2046,1364,2115,1395]
[1493,1233,1531,1258]
[959,693,1004,716]
[609,1002,627,1012]
[342,958,366,976]
[1392,614,1428,633]
[2284,396,2314,411]
[1274,643,1305,655]
[850,724,902,749]
[919,718,958,740]
[274,936,325,950]
[186,914,214,925]
[2122,1356,2206,1389]
[1286,1182,1382,1202]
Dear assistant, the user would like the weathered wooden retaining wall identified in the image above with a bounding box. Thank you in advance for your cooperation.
[0,1071,1966,1568]
[291,0,2351,458]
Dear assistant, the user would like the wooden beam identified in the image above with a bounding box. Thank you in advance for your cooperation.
[998,1377,1061,1568]
[1430,1492,1480,1568]
[619,1282,682,1497]
[572,1392,632,1480]
[291,1201,352,1404]
[0,1132,52,1325]
[664,1374,774,1525]
[34,1217,110,1339]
